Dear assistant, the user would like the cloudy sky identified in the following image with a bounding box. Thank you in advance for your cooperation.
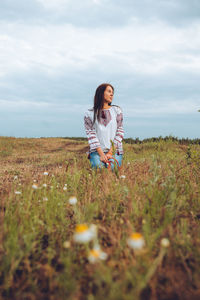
[0,0,200,139]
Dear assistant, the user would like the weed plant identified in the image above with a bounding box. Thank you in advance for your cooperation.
[0,137,200,300]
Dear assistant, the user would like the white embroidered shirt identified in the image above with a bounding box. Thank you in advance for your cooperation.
[84,106,124,154]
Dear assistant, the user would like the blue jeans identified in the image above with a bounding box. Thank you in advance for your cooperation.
[89,152,123,170]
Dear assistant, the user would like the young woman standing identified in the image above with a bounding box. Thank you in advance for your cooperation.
[84,83,124,169]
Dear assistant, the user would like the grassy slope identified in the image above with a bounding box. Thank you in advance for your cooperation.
[0,137,200,300]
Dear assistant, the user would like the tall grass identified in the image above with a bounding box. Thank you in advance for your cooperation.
[0,137,200,300]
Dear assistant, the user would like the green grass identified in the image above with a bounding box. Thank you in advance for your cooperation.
[0,137,200,300]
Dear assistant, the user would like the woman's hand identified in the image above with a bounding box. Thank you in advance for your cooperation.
[106,148,113,160]
[96,147,108,163]
[100,153,108,163]
[106,153,112,160]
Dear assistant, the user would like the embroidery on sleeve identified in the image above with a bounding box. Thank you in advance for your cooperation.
[84,116,93,130]
[116,113,123,127]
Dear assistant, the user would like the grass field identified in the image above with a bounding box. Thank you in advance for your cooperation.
[0,137,200,300]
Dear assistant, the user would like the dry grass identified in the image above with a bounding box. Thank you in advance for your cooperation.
[0,137,200,300]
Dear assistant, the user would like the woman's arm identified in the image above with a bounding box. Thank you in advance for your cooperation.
[84,114,100,151]
[113,108,124,152]
[84,113,108,163]
[96,147,108,163]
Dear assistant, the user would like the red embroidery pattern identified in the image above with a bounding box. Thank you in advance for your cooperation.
[99,110,111,127]
[116,113,123,127]
[84,116,93,130]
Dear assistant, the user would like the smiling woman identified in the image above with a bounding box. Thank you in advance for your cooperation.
[84,83,124,170]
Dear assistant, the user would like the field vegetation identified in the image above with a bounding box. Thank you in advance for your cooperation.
[0,136,200,300]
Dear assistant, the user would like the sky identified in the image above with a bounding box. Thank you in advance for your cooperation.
[0,0,200,139]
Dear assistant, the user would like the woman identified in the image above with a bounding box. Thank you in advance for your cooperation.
[84,83,124,169]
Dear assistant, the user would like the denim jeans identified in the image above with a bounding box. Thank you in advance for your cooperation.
[89,151,123,170]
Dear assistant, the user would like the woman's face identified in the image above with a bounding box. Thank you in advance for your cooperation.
[103,85,114,104]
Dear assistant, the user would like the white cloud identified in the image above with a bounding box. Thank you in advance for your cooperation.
[36,0,71,10]
[124,99,200,117]
[0,99,86,114]
[0,0,200,138]
[0,20,200,79]
[0,99,49,111]
[1,97,198,118]
[92,0,102,4]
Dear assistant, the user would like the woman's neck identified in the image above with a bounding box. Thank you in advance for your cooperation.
[103,103,111,110]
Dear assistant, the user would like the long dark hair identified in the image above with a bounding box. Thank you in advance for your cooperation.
[92,83,114,125]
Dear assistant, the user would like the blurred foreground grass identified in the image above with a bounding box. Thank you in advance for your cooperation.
[0,137,200,300]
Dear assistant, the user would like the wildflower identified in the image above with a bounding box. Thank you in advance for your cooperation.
[160,238,170,248]
[120,175,126,179]
[33,179,37,183]
[15,191,21,195]
[127,232,145,250]
[63,241,71,249]
[64,183,67,186]
[14,175,18,180]
[127,162,130,165]
[73,224,95,243]
[88,245,108,263]
[68,196,77,205]
[32,184,38,190]
[42,183,47,188]
[43,171,48,176]
[43,197,48,202]
[59,166,62,169]
[63,186,67,191]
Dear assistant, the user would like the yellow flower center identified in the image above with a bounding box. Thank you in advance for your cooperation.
[90,249,100,258]
[75,224,88,233]
[131,232,143,240]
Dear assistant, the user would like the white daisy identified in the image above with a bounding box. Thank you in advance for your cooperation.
[68,196,77,205]
[73,224,95,244]
[88,245,108,263]
[127,233,145,250]
[32,184,38,190]
[43,172,48,176]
